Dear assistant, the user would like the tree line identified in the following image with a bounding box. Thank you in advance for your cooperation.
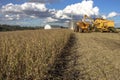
[0,24,44,31]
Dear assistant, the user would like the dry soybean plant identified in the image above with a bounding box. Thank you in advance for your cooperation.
[0,29,73,80]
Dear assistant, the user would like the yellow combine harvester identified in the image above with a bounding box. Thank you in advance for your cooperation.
[74,21,91,32]
[94,18,117,32]
[74,15,118,33]
[74,15,91,33]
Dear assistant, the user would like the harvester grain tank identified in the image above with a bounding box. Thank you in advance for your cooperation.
[94,18,118,32]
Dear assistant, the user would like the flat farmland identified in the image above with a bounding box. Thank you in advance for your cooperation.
[0,29,120,80]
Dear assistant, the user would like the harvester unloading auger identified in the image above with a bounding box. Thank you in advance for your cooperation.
[74,15,118,33]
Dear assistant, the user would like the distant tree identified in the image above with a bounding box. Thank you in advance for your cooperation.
[0,24,44,31]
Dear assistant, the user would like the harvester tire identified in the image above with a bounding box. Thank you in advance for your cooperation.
[108,27,118,33]
[100,29,103,33]
[88,27,91,33]
[79,27,82,33]
[74,25,79,32]
[93,27,99,32]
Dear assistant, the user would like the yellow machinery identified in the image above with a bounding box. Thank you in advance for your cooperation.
[74,15,91,32]
[74,15,118,33]
[94,18,117,32]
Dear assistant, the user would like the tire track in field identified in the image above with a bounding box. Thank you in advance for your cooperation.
[45,33,88,80]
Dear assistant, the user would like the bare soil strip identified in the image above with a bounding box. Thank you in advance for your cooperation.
[45,33,83,80]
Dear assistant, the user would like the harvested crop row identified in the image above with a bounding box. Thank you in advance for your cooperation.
[75,33,120,80]
[0,29,73,80]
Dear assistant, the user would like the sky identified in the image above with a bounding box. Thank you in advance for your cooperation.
[0,0,120,27]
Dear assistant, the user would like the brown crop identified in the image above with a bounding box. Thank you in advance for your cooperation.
[0,29,72,79]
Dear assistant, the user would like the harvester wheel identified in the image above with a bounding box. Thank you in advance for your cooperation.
[74,25,79,32]
[79,27,82,33]
[108,27,118,33]
[88,27,91,33]
[83,29,87,33]
[92,27,96,32]
[93,27,99,32]
[100,29,103,33]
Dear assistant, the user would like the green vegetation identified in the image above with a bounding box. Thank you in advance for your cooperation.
[0,24,67,32]
[0,24,43,31]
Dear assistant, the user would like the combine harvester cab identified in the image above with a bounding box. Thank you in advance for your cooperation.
[74,15,92,33]
[74,21,91,33]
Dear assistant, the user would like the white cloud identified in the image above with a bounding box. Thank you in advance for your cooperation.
[101,12,119,19]
[0,0,100,25]
[2,3,21,13]
[53,0,99,21]
[55,10,63,18]
[4,14,20,20]
[2,0,119,26]
[5,15,14,20]
[21,2,47,12]
[8,17,14,20]
[16,14,20,20]
[93,7,99,15]
[61,15,70,19]
[101,15,107,19]
[5,14,10,18]
[2,2,47,13]
[1,2,53,21]
[30,15,37,18]
[107,12,118,18]
[28,0,61,3]
[45,17,58,22]
[63,0,99,16]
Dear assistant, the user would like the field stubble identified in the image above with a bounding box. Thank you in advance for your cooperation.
[75,32,120,80]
